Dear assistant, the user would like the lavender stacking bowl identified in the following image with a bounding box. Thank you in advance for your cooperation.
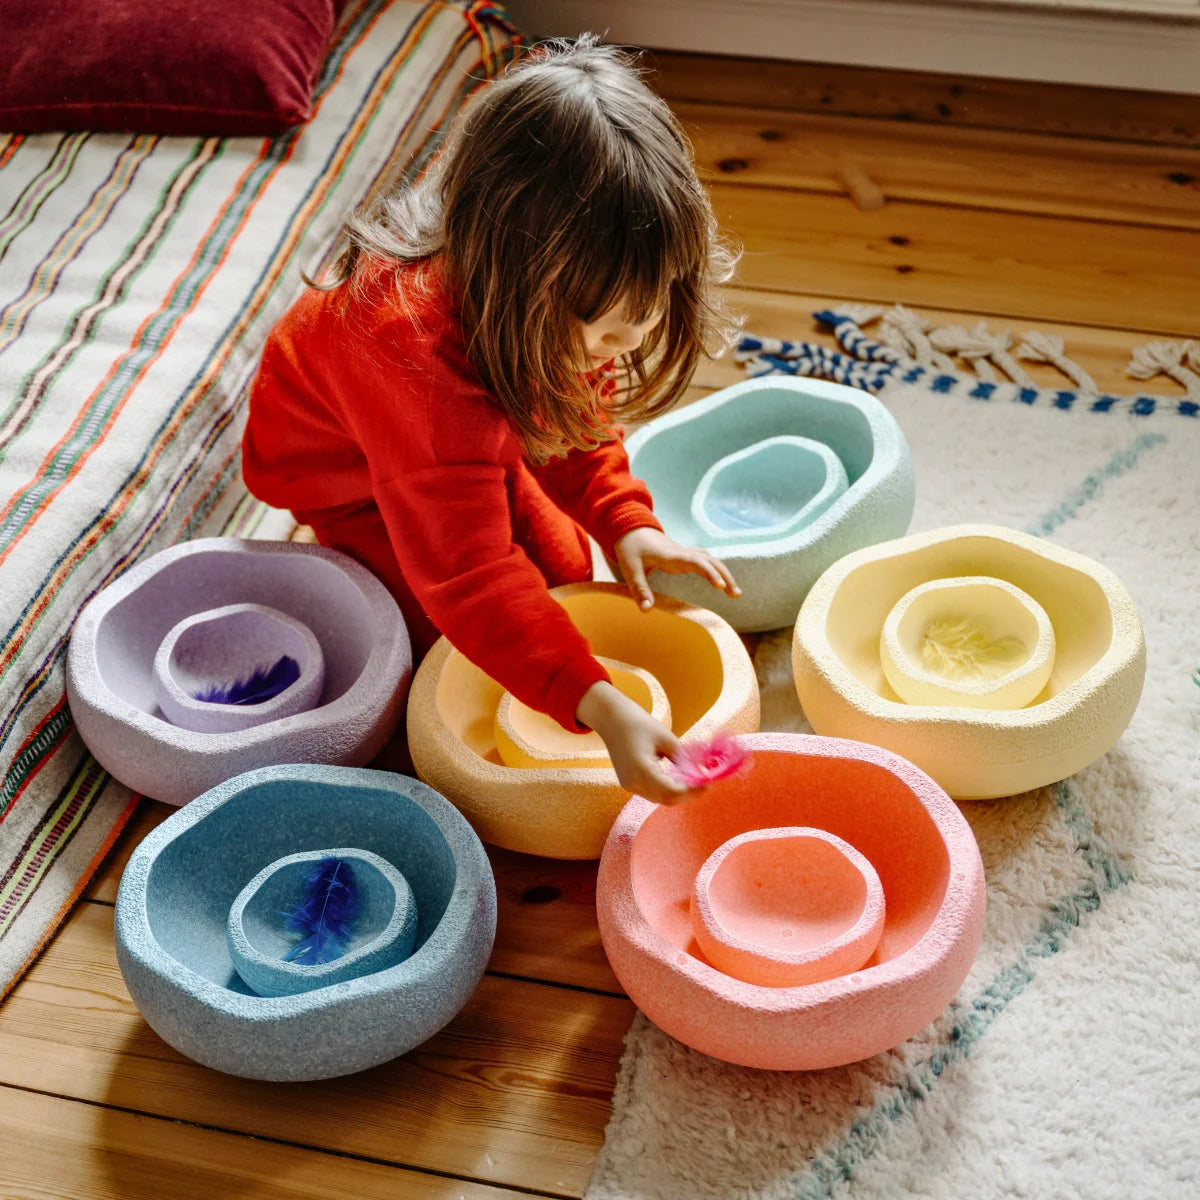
[66,538,411,806]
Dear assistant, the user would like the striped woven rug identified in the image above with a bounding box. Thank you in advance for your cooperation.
[0,0,521,999]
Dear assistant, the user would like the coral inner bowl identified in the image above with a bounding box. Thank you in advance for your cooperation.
[690,827,885,988]
[494,657,671,770]
[597,733,986,1070]
[227,847,417,998]
[880,576,1055,710]
[793,525,1146,798]
[690,435,849,542]
[408,583,759,859]
[67,539,411,806]
[114,765,496,1081]
[153,603,326,734]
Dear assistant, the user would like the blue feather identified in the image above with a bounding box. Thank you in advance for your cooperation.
[193,655,300,706]
[281,857,360,966]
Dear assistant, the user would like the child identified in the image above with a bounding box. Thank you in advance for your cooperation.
[242,36,742,804]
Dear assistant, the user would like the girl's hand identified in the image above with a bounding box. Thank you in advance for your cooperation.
[576,680,694,805]
[614,527,741,612]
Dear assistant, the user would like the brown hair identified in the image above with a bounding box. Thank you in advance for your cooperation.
[323,34,741,461]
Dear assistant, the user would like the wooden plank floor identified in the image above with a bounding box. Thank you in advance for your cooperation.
[5,51,1198,1200]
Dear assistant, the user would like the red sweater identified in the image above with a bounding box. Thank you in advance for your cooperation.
[242,260,662,732]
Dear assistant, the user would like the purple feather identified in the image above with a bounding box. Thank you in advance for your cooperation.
[193,655,300,706]
[282,857,360,966]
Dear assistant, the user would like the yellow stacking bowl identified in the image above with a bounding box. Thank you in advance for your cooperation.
[792,525,1145,799]
[409,583,760,859]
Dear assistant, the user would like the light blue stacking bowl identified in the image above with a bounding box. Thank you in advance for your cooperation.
[627,377,916,632]
[114,765,497,1081]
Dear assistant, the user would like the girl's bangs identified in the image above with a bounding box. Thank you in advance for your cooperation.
[564,209,682,325]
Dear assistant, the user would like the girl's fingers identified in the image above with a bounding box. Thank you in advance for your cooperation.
[650,550,739,597]
[688,553,728,594]
[645,765,690,804]
[710,554,741,597]
[619,552,655,611]
[656,728,684,759]
[690,552,740,597]
[653,552,716,587]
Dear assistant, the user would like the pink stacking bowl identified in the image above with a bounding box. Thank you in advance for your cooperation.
[597,733,986,1070]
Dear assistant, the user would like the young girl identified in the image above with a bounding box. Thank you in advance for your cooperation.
[242,36,742,804]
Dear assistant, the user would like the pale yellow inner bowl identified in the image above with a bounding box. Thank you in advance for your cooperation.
[827,537,1110,706]
[435,590,726,766]
[880,576,1055,709]
[494,658,671,770]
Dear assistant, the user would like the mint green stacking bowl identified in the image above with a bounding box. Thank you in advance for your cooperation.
[627,377,916,632]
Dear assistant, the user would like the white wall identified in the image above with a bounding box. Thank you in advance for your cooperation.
[504,0,1200,94]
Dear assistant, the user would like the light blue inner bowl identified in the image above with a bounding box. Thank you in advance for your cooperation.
[691,435,849,542]
[115,765,496,1081]
[227,847,418,998]
[627,377,915,632]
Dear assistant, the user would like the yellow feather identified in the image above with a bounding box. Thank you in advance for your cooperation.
[920,617,1027,682]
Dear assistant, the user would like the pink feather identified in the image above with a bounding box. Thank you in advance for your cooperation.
[669,732,752,787]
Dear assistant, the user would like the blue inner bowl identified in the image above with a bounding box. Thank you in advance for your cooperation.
[243,855,398,962]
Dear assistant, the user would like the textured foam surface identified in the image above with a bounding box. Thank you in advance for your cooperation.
[67,539,412,806]
[793,524,1146,798]
[626,377,915,631]
[596,733,986,1070]
[408,583,760,859]
[226,847,417,999]
[114,765,496,1081]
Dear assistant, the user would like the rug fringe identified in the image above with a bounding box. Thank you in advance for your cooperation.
[736,306,1200,418]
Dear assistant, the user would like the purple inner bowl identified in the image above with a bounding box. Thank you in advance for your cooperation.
[152,604,326,734]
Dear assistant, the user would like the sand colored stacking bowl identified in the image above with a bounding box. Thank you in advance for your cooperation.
[408,582,760,859]
[690,827,885,988]
[597,733,986,1070]
[114,765,496,1081]
[626,376,915,631]
[494,658,671,771]
[67,538,411,806]
[793,525,1146,799]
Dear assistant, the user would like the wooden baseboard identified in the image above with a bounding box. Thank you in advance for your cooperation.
[504,0,1200,94]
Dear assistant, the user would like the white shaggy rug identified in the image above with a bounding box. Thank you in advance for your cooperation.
[587,312,1200,1200]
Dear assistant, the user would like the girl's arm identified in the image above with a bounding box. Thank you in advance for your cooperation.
[532,428,741,612]
[375,461,690,802]
[528,426,662,559]
[374,459,609,733]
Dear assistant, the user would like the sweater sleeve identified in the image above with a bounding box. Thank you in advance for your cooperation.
[373,458,611,732]
[530,423,662,558]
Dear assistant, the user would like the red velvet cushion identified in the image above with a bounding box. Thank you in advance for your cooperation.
[0,0,344,135]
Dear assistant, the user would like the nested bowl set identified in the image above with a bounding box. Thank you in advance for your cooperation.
[68,378,1144,1078]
